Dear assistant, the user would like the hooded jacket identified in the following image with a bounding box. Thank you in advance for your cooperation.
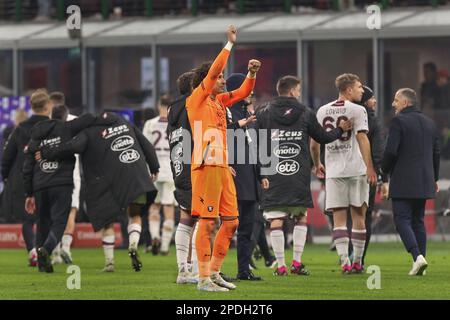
[256,96,343,209]
[1,115,48,220]
[382,106,440,199]
[167,94,192,192]
[41,112,159,231]
[23,113,95,196]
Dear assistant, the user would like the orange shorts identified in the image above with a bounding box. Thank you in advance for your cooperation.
[191,166,238,218]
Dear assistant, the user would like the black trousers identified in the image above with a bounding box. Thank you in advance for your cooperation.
[392,198,427,260]
[237,200,257,274]
[35,185,72,253]
[251,209,273,262]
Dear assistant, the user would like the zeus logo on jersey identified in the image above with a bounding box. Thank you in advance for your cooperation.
[119,149,140,164]
[40,161,59,173]
[102,125,130,139]
[276,160,300,175]
[271,130,303,141]
[40,137,61,147]
[111,135,134,152]
[273,143,301,159]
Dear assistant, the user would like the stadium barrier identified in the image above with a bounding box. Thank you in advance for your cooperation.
[0,223,123,248]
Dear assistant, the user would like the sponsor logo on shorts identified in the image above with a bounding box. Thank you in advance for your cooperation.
[40,161,59,173]
[276,159,300,176]
[111,135,134,152]
[273,143,301,159]
[119,149,140,164]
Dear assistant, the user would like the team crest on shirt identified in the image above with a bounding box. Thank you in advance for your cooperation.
[207,206,214,212]
[283,108,293,116]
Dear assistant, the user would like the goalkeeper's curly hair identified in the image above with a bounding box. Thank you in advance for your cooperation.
[192,61,212,90]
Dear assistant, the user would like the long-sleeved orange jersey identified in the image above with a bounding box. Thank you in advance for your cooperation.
[186,47,255,170]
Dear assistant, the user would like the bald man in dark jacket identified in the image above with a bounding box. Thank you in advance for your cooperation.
[382,88,440,276]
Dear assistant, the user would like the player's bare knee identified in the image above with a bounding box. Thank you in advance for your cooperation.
[270,218,284,229]
[295,217,307,226]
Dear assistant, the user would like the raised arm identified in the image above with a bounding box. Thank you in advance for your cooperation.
[218,59,261,107]
[189,25,237,103]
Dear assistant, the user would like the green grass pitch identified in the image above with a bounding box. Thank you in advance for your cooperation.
[0,242,449,300]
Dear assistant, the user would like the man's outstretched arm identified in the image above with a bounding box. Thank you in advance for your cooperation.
[218,59,261,107]
[190,25,237,103]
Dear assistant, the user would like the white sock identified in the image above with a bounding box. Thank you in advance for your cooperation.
[62,234,73,253]
[161,219,175,252]
[175,223,193,270]
[149,218,161,240]
[127,223,142,251]
[333,227,350,265]
[293,225,307,263]
[102,235,115,265]
[270,229,285,268]
[29,247,37,257]
[191,222,198,277]
[351,229,366,265]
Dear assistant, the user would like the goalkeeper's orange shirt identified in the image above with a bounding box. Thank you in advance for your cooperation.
[186,47,255,170]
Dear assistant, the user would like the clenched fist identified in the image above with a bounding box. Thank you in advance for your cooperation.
[227,25,237,44]
[248,59,261,76]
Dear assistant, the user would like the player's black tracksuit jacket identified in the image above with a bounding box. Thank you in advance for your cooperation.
[256,96,344,210]
[41,113,159,231]
[23,114,95,196]
[22,113,95,253]
[167,95,193,209]
[1,115,49,222]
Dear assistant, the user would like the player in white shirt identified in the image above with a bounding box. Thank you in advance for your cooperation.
[143,95,177,255]
[311,74,377,274]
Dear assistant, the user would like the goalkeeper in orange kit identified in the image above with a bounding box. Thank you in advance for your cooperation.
[186,25,262,292]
